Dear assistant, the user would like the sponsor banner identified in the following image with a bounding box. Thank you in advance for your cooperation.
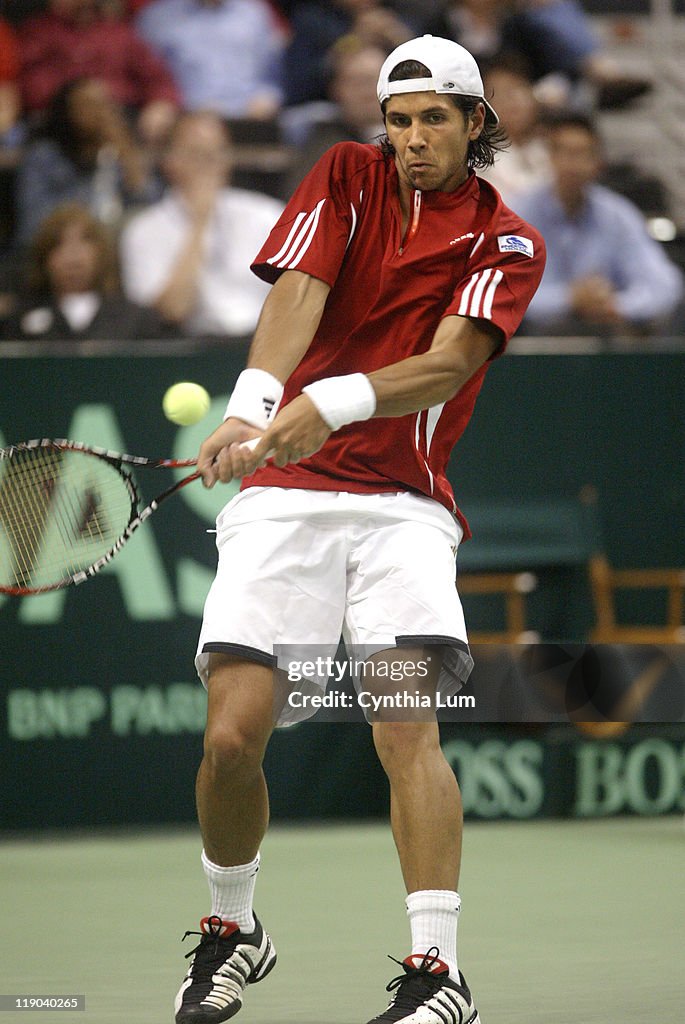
[1,352,685,827]
[2,677,684,828]
[4,646,683,738]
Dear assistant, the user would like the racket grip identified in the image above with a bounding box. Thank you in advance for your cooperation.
[240,436,275,458]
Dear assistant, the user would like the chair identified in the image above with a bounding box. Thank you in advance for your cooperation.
[458,570,539,643]
[588,553,685,643]
[581,485,685,643]
[457,497,593,644]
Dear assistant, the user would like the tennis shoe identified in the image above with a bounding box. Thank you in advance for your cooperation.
[174,914,276,1023]
[365,948,481,1024]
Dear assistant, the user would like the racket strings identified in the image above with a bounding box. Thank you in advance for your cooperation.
[0,448,62,585]
[0,446,134,590]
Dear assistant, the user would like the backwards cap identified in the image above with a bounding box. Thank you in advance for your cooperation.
[377,34,499,126]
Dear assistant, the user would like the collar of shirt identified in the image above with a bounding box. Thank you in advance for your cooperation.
[388,160,482,211]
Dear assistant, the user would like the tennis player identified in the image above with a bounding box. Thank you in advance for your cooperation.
[175,35,545,1024]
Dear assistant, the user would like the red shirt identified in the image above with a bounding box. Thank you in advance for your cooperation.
[249,142,545,535]
[18,12,180,112]
[0,18,19,83]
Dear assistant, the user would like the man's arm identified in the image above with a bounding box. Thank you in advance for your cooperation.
[367,313,501,415]
[198,270,331,485]
[246,270,331,383]
[227,313,500,478]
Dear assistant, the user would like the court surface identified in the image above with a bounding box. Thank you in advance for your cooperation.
[0,817,683,1023]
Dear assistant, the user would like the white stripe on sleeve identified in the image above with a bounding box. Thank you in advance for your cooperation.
[457,272,481,315]
[286,198,326,269]
[482,269,504,319]
[469,268,493,317]
[266,212,307,266]
[275,207,317,269]
[277,199,326,269]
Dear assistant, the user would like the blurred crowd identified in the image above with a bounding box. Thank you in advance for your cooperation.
[0,0,682,344]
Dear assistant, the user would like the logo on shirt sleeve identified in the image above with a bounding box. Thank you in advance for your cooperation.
[497,234,534,258]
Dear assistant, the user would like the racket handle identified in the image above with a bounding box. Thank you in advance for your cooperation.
[240,436,275,458]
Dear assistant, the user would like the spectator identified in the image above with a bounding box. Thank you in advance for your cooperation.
[0,16,21,145]
[425,2,651,111]
[2,202,173,340]
[515,114,683,335]
[283,1,415,107]
[136,0,287,121]
[479,54,551,207]
[284,37,386,194]
[17,0,179,145]
[120,110,284,337]
[427,0,503,63]
[15,77,163,246]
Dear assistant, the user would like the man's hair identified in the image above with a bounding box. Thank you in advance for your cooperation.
[165,109,233,152]
[40,77,101,169]
[544,110,600,143]
[378,59,508,170]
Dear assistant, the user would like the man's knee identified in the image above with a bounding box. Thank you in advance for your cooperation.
[203,720,266,778]
[203,655,274,777]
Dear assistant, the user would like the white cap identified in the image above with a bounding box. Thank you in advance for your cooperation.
[377,34,498,126]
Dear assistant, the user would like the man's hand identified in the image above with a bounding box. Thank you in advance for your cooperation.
[198,396,332,487]
[571,275,623,325]
[184,172,223,227]
[197,418,263,488]
[254,394,332,468]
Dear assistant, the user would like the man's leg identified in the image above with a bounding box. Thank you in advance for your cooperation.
[197,653,275,867]
[175,654,279,1024]
[364,651,480,1024]
[371,718,462,894]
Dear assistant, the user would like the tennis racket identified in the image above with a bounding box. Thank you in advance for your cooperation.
[0,436,260,596]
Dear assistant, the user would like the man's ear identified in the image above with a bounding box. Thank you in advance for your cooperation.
[469,102,486,140]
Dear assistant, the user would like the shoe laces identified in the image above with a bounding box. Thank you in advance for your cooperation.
[181,915,237,973]
[384,947,444,1010]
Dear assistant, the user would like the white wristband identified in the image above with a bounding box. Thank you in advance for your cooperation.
[224,368,284,431]
[302,373,376,431]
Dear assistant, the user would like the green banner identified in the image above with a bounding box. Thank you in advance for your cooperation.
[1,351,683,828]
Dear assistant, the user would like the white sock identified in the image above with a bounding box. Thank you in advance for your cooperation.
[201,850,260,932]
[406,889,461,981]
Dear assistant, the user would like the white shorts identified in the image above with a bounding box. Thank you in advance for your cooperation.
[196,487,473,726]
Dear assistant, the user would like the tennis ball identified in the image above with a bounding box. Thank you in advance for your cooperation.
[162,382,211,426]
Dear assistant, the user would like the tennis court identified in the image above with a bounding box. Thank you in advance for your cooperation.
[1,816,682,1023]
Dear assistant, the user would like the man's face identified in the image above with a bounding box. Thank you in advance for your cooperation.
[384,92,484,194]
[332,47,386,132]
[549,125,601,199]
[483,68,537,143]
[164,115,232,189]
